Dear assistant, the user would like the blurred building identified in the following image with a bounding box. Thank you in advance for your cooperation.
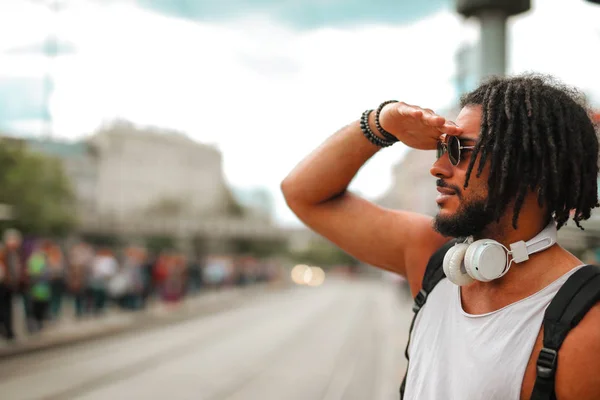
[454,43,479,102]
[87,120,231,221]
[377,149,439,217]
[21,121,232,222]
[2,123,303,253]
[231,187,275,222]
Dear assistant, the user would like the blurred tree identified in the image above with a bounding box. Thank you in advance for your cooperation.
[80,233,121,248]
[0,139,76,236]
[145,235,176,254]
[223,188,246,217]
[290,241,359,268]
[145,190,246,218]
[230,238,288,258]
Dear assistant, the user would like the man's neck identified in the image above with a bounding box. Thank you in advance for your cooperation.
[474,215,549,249]
[461,245,582,314]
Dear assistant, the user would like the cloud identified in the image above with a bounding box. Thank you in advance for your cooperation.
[1,0,598,227]
[509,0,600,102]
[0,1,53,52]
[0,3,468,226]
[132,0,450,29]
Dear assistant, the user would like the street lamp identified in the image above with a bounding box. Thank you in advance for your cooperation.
[18,0,75,138]
[456,0,531,80]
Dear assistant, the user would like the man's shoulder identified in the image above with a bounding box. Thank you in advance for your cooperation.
[422,237,461,270]
[401,223,451,296]
[555,302,600,399]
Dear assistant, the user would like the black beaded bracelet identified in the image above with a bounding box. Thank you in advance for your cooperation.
[375,100,399,143]
[361,110,392,147]
[360,110,395,148]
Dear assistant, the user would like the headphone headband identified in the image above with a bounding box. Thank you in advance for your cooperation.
[509,221,558,263]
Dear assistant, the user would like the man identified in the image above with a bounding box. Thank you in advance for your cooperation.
[0,229,24,340]
[67,241,93,318]
[281,74,600,399]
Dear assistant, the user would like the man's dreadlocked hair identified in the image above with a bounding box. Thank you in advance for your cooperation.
[460,74,599,230]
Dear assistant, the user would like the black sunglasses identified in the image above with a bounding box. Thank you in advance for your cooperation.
[436,136,475,166]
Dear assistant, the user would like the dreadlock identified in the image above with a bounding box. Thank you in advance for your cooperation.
[460,74,599,230]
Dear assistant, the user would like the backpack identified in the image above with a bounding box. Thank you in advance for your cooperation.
[399,240,600,400]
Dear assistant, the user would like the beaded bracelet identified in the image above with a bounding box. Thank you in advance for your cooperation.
[360,110,395,148]
[375,100,399,143]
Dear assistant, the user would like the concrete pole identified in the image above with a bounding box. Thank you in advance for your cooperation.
[478,10,507,79]
[0,204,13,221]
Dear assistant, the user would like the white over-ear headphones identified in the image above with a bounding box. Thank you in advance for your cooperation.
[442,221,558,286]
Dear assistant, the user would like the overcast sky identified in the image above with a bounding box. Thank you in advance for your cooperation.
[0,0,599,227]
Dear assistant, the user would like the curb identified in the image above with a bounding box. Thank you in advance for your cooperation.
[0,283,290,360]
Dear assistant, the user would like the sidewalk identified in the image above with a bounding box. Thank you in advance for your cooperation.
[0,283,285,359]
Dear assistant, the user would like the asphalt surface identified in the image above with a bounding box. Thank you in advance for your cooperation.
[0,279,414,400]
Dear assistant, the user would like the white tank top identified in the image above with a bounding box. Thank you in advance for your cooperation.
[403,265,585,400]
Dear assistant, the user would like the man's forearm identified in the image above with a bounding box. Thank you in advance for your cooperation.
[281,113,388,206]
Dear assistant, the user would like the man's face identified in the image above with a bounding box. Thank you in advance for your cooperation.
[430,105,496,238]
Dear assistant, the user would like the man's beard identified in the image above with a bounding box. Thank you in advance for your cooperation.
[433,197,496,238]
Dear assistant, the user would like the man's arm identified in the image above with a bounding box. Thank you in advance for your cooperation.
[554,303,600,400]
[281,108,453,295]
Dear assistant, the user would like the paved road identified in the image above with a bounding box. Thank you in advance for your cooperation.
[0,279,414,400]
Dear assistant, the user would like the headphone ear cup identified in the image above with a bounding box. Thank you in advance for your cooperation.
[464,240,485,281]
[443,243,474,286]
[464,239,508,282]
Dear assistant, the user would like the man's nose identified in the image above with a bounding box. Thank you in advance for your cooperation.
[430,155,453,179]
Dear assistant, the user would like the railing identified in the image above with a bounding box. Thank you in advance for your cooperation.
[76,214,299,241]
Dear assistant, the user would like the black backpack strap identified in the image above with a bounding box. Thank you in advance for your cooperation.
[399,238,459,399]
[530,264,600,400]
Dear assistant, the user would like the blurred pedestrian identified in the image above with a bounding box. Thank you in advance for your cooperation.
[89,248,117,315]
[68,242,93,318]
[26,242,50,332]
[45,241,66,321]
[0,229,24,340]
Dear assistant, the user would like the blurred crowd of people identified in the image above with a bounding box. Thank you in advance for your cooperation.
[0,228,282,342]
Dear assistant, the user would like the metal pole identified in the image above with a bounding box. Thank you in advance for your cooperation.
[42,0,60,138]
[478,10,507,79]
